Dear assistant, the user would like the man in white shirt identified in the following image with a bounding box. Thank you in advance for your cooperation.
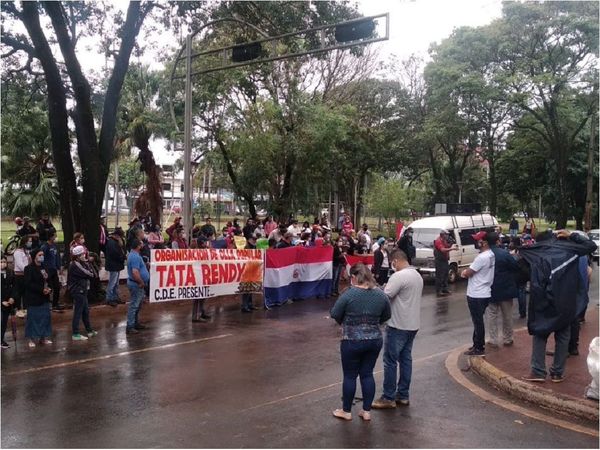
[372,249,424,409]
[460,231,496,356]
[287,220,302,238]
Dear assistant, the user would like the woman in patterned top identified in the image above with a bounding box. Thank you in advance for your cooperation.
[330,263,391,421]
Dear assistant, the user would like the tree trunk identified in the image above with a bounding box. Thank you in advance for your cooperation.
[584,114,596,231]
[21,2,80,245]
[487,137,497,216]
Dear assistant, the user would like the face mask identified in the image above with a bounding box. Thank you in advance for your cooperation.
[36,256,44,264]
[26,242,32,248]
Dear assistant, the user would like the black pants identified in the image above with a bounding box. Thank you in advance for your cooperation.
[47,269,61,308]
[435,259,449,293]
[1,309,9,343]
[467,296,490,351]
[71,291,92,335]
[14,275,25,310]
[241,293,253,310]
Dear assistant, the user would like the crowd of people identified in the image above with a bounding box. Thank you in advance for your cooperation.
[2,211,597,413]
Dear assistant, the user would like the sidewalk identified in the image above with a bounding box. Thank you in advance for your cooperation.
[469,307,599,422]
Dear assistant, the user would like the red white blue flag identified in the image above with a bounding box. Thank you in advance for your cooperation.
[264,246,333,307]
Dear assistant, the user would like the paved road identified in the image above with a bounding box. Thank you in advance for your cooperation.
[2,273,598,448]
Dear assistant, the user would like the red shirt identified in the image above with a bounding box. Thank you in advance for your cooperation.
[434,237,451,260]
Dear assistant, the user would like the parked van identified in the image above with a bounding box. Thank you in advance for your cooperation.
[404,214,499,283]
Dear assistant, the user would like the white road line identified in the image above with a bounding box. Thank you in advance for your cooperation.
[5,334,233,376]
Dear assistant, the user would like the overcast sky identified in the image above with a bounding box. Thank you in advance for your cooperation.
[140,0,505,164]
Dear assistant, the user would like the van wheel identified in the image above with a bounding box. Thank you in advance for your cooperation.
[448,264,458,284]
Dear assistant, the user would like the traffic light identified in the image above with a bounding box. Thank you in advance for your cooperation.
[334,19,375,43]
[232,42,262,62]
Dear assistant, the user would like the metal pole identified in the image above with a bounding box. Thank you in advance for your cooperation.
[183,34,193,244]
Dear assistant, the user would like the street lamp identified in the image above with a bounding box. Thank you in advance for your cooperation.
[169,14,389,242]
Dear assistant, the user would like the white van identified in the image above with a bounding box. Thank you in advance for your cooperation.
[404,214,499,283]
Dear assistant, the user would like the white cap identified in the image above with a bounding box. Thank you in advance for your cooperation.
[71,245,85,256]
[440,229,449,235]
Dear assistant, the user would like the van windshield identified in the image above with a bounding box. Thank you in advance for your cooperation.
[411,228,441,249]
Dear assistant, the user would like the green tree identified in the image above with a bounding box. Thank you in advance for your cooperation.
[495,1,598,228]
[2,1,154,252]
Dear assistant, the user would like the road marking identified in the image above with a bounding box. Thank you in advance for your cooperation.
[241,349,453,412]
[5,334,233,376]
[445,345,598,438]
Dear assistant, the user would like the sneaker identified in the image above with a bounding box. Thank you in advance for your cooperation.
[249,305,259,310]
[134,324,147,330]
[40,338,53,344]
[52,306,65,312]
[358,410,371,421]
[463,348,485,357]
[1,341,9,349]
[332,409,352,421]
[371,397,396,409]
[395,399,410,406]
[568,348,579,356]
[72,334,88,341]
[200,314,211,320]
[550,374,565,383]
[441,290,451,295]
[106,301,118,308]
[503,340,514,347]
[486,342,499,349]
[521,372,545,382]
[28,340,36,348]
[126,327,139,335]
[241,308,252,313]
[116,299,126,304]
[87,330,98,338]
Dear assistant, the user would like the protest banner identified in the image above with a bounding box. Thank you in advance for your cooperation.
[149,248,264,303]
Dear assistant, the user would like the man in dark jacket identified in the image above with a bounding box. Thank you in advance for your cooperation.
[486,232,520,347]
[105,229,126,307]
[41,232,65,311]
[520,230,597,383]
[36,213,57,244]
[397,227,416,265]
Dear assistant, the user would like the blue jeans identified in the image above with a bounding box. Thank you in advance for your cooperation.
[71,291,92,335]
[467,296,490,351]
[106,271,120,302]
[531,326,570,377]
[382,327,418,401]
[510,229,518,238]
[332,265,343,294]
[340,338,383,412]
[127,284,144,329]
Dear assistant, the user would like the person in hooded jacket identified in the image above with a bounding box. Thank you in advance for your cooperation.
[68,246,98,341]
[520,229,597,383]
[486,232,520,348]
[397,227,416,265]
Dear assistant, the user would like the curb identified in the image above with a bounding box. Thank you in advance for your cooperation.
[469,355,599,422]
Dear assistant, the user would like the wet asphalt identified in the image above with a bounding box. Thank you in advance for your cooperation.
[1,272,598,448]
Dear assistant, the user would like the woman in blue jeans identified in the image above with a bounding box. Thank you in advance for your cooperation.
[330,263,391,421]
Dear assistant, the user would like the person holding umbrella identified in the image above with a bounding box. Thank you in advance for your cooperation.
[1,255,16,349]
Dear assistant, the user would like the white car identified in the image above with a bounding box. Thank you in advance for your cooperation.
[588,229,599,262]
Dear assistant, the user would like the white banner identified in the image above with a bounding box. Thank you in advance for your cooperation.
[149,248,264,303]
